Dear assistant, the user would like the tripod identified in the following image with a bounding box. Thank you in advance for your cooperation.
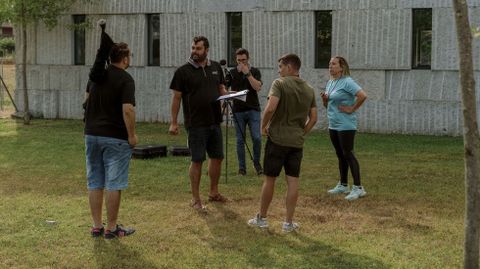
[222,98,254,183]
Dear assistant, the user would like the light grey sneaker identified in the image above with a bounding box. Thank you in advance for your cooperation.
[282,222,299,233]
[248,214,269,228]
[345,185,367,201]
[327,182,350,194]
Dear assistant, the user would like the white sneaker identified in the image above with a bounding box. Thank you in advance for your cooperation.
[282,222,299,233]
[327,182,350,194]
[248,214,269,228]
[345,185,367,201]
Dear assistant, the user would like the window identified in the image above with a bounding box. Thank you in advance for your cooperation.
[412,9,432,69]
[73,15,85,65]
[315,11,332,68]
[1,27,13,37]
[227,12,242,66]
[148,14,160,66]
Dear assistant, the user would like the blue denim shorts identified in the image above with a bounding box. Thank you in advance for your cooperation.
[187,125,224,162]
[85,135,132,191]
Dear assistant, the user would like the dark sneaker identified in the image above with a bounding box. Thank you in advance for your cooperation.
[104,224,135,239]
[254,163,263,175]
[91,226,104,237]
[238,168,246,176]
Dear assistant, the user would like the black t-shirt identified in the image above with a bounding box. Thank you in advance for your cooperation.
[170,60,225,128]
[227,66,261,112]
[84,65,135,140]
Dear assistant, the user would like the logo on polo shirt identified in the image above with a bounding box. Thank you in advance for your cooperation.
[212,71,218,75]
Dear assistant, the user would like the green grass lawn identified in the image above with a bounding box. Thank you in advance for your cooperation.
[0,119,465,268]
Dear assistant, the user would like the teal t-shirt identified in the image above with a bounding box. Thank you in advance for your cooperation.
[326,76,362,131]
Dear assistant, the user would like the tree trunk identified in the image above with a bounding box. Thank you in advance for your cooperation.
[21,0,30,124]
[452,1,480,268]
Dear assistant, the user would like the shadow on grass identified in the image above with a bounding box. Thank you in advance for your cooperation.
[92,239,158,269]
[202,204,388,269]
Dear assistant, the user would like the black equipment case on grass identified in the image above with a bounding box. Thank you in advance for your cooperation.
[169,146,191,156]
[132,144,167,159]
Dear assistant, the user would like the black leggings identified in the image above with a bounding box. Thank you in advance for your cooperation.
[329,129,361,186]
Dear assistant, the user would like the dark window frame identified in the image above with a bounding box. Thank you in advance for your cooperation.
[412,8,432,69]
[147,14,160,66]
[227,12,242,67]
[73,15,86,65]
[314,10,332,69]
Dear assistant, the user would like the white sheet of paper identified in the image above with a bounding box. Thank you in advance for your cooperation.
[217,90,249,102]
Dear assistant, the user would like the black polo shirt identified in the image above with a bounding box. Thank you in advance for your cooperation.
[84,65,136,140]
[170,59,225,128]
[227,66,261,113]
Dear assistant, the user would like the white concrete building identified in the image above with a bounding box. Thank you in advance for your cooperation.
[14,0,480,135]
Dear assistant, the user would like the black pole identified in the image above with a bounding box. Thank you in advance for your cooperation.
[223,101,228,184]
[0,74,18,112]
[226,103,228,184]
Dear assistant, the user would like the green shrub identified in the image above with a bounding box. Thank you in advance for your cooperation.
[0,37,15,52]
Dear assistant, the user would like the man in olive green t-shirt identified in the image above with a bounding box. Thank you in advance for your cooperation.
[248,53,317,232]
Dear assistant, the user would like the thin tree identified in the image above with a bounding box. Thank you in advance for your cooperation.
[452,0,480,268]
[0,0,93,124]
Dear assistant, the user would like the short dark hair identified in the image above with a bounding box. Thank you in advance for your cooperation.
[278,53,301,70]
[235,48,249,58]
[193,36,209,49]
[110,42,130,63]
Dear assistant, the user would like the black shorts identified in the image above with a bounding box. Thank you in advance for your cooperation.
[187,125,224,162]
[263,139,303,177]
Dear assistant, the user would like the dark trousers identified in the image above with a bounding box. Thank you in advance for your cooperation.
[329,129,361,186]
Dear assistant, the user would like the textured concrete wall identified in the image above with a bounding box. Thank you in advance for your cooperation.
[68,0,480,13]
[333,8,411,69]
[433,7,480,70]
[14,0,480,136]
[243,11,314,68]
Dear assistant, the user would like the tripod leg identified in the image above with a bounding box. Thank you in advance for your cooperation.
[0,74,18,112]
[227,101,255,164]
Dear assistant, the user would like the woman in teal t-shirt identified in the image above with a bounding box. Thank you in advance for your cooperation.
[320,56,367,201]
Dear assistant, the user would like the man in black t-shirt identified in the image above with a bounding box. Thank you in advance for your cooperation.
[227,48,263,176]
[169,36,228,211]
[84,42,137,239]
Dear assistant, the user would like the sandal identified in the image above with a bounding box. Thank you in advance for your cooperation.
[190,200,207,212]
[208,193,228,203]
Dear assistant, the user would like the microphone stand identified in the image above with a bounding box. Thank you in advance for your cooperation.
[220,65,255,183]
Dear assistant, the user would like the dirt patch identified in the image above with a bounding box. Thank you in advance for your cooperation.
[0,107,14,118]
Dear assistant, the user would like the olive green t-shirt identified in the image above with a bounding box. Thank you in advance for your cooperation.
[267,76,316,148]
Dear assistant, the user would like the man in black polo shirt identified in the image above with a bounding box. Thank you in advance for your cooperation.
[227,48,263,176]
[169,36,228,210]
[84,42,137,239]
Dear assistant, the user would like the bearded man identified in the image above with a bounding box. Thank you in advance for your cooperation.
[168,36,228,211]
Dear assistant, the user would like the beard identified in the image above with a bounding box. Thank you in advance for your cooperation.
[191,51,207,63]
